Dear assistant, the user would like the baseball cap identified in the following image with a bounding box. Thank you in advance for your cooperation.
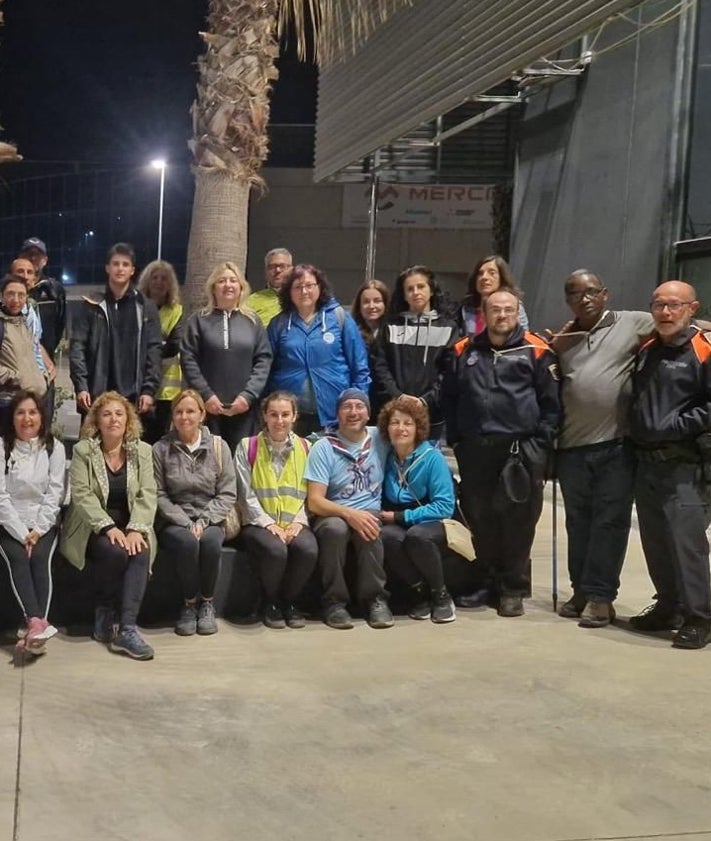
[21,237,47,255]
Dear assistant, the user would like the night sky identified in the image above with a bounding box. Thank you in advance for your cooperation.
[0,0,317,168]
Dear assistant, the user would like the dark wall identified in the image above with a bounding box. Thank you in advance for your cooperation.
[511,3,684,331]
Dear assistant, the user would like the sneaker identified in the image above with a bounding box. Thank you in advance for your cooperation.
[26,618,58,651]
[578,600,616,628]
[324,603,354,630]
[264,603,286,629]
[175,603,198,636]
[673,621,711,650]
[408,581,431,620]
[283,604,306,629]
[431,587,456,624]
[197,600,218,635]
[629,603,683,632]
[110,626,154,660]
[498,595,524,617]
[454,588,490,609]
[93,606,117,644]
[558,592,587,619]
[368,596,394,629]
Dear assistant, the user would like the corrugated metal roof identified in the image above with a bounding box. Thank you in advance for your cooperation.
[315,0,640,181]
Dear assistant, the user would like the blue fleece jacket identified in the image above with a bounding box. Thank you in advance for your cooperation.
[267,298,371,428]
[382,441,455,525]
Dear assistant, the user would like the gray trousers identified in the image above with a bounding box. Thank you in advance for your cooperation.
[635,460,711,621]
[312,515,386,606]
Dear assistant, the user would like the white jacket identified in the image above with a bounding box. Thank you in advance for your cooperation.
[0,438,66,542]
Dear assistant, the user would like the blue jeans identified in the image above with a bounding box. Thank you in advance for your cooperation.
[557,439,635,602]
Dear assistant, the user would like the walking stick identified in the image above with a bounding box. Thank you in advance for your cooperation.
[551,477,558,612]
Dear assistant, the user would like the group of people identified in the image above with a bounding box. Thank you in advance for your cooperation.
[1,237,710,661]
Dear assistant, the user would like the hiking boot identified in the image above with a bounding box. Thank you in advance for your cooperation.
[578,601,616,628]
[110,626,154,660]
[368,596,394,629]
[324,604,354,630]
[454,588,490,609]
[408,581,431,620]
[197,600,218,635]
[283,604,306,629]
[175,603,198,636]
[498,595,524,617]
[431,587,456,624]
[93,606,117,644]
[673,621,711,650]
[558,592,587,619]
[629,603,683,633]
[264,603,286,629]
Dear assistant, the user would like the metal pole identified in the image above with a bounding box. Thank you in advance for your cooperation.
[157,165,165,260]
[365,150,380,279]
[551,478,558,612]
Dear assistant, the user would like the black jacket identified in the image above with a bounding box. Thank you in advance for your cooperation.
[443,325,561,453]
[631,326,711,445]
[29,275,66,358]
[69,286,162,400]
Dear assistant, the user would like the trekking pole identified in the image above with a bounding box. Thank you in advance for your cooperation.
[551,478,558,612]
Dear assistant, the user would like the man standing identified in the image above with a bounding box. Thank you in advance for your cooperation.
[19,237,66,361]
[246,248,293,325]
[444,289,560,617]
[70,243,162,415]
[630,281,711,649]
[9,257,55,382]
[553,270,653,627]
[305,388,393,630]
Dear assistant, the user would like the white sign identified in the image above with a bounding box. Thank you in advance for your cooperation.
[342,183,494,230]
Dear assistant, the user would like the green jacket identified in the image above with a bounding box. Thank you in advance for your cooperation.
[246,288,281,326]
[60,437,157,570]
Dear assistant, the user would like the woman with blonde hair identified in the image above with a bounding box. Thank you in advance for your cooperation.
[181,261,272,452]
[152,389,236,636]
[61,391,157,660]
[137,260,184,443]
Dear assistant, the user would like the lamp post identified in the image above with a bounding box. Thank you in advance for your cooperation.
[150,159,167,259]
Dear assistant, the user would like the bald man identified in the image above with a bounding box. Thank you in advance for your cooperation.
[630,281,711,649]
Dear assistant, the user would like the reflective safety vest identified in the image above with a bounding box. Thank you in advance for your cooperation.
[157,302,183,401]
[249,433,309,528]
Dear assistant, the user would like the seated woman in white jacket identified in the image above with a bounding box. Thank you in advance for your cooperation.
[0,390,66,655]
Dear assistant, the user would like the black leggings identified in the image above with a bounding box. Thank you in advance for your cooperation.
[157,524,224,600]
[0,527,57,619]
[381,521,447,591]
[239,524,318,604]
[85,532,150,627]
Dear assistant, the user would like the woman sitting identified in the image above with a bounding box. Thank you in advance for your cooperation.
[0,390,65,655]
[152,389,237,636]
[61,391,157,660]
[234,391,318,629]
[379,396,456,623]
[458,254,529,336]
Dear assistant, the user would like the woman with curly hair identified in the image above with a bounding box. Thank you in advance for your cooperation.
[0,390,65,655]
[458,254,529,336]
[137,260,184,443]
[379,396,456,623]
[61,391,157,660]
[266,264,370,436]
[181,261,272,453]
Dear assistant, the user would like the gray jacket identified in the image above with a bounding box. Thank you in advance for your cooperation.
[152,428,237,529]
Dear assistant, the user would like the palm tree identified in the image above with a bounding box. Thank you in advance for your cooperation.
[184,0,409,310]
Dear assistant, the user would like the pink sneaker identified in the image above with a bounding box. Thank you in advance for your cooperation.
[26,617,57,651]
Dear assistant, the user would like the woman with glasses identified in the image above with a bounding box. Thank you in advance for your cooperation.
[458,255,529,336]
[266,264,370,436]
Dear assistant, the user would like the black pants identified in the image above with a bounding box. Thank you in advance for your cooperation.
[312,515,386,606]
[0,527,57,619]
[85,532,150,627]
[141,400,173,445]
[239,524,318,604]
[635,460,711,621]
[206,412,255,455]
[381,521,446,591]
[157,524,224,600]
[455,438,543,597]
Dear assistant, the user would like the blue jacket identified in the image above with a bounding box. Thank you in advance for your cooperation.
[382,441,455,525]
[267,299,371,428]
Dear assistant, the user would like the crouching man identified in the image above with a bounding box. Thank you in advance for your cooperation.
[305,388,393,629]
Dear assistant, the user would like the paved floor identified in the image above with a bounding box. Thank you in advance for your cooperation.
[3,493,711,841]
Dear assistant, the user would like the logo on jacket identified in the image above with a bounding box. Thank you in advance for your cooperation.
[466,352,478,366]
[323,331,335,344]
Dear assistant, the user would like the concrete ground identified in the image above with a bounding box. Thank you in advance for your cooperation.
[2,493,711,841]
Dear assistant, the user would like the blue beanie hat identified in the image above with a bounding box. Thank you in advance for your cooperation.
[337,388,370,411]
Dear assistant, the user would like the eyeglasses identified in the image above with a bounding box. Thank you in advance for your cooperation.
[489,307,517,316]
[267,263,290,272]
[650,300,691,313]
[293,283,318,293]
[565,288,605,303]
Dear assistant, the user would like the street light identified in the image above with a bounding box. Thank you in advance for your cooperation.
[150,159,167,260]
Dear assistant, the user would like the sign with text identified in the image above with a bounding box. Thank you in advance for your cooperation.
[342,183,494,229]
